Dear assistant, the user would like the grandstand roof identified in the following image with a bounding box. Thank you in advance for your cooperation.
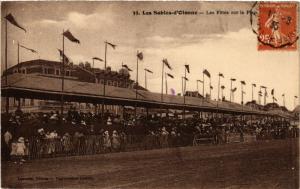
[1,74,291,117]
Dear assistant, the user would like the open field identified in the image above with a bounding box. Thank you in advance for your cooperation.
[2,139,299,189]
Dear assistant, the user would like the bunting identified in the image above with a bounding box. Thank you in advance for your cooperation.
[163,59,172,70]
[63,30,80,44]
[5,13,26,32]
[122,64,132,71]
[185,64,190,73]
[20,45,37,53]
[144,68,153,73]
[137,52,143,61]
[203,69,210,78]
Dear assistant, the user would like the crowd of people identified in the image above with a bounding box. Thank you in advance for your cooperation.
[1,107,298,164]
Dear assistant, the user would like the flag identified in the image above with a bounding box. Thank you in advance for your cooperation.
[282,94,285,97]
[232,87,237,92]
[92,57,103,61]
[197,80,203,83]
[295,96,298,98]
[183,76,188,81]
[221,85,225,89]
[170,88,176,95]
[58,49,70,63]
[106,41,116,49]
[20,45,37,53]
[203,69,210,78]
[167,73,174,78]
[261,86,266,89]
[185,64,190,73]
[219,73,224,78]
[63,30,80,44]
[210,85,213,90]
[122,64,132,71]
[241,81,246,85]
[252,83,256,87]
[242,91,246,94]
[271,89,274,95]
[163,59,172,70]
[5,13,26,32]
[144,68,153,73]
[230,78,236,81]
[273,97,277,102]
[137,52,143,61]
[258,91,262,94]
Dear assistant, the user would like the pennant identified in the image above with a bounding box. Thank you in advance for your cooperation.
[20,45,37,53]
[93,57,103,62]
[252,83,256,87]
[221,85,225,89]
[219,73,224,78]
[170,88,176,95]
[106,41,116,49]
[5,13,26,32]
[183,76,188,81]
[271,89,274,95]
[230,78,236,81]
[203,69,210,78]
[137,52,143,61]
[185,64,190,73]
[232,87,237,92]
[58,49,70,63]
[241,81,246,85]
[167,73,174,78]
[63,30,80,44]
[163,59,172,70]
[144,68,153,73]
[122,64,132,71]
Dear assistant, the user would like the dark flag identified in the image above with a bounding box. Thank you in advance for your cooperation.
[197,79,203,83]
[295,96,298,98]
[252,83,256,87]
[93,57,103,61]
[20,45,37,53]
[167,73,174,78]
[219,73,224,78]
[231,78,236,81]
[163,59,172,70]
[273,97,277,102]
[63,30,80,44]
[144,68,153,73]
[282,94,285,97]
[183,76,188,81]
[123,64,132,71]
[232,87,237,92]
[203,69,210,78]
[261,86,266,89]
[271,89,274,95]
[58,49,70,63]
[137,52,143,61]
[241,80,246,85]
[221,85,225,89]
[106,41,116,49]
[185,64,190,73]
[210,85,213,90]
[5,13,26,32]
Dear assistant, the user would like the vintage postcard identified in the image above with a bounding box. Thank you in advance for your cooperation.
[1,1,299,188]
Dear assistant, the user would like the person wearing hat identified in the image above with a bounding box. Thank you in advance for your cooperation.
[103,131,111,153]
[111,130,120,152]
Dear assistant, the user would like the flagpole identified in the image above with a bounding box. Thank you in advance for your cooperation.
[202,72,205,98]
[161,60,164,102]
[196,80,198,93]
[230,80,232,102]
[102,41,107,118]
[165,73,168,95]
[60,29,65,115]
[5,18,9,114]
[136,50,139,99]
[217,74,220,101]
[17,42,20,73]
[183,68,186,120]
[252,85,254,102]
[145,69,147,90]
[209,77,211,99]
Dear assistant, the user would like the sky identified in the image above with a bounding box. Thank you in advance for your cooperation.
[1,1,299,110]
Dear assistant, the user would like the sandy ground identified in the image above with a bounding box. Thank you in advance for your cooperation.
[2,139,299,189]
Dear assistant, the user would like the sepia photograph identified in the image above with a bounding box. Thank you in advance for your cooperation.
[1,1,299,188]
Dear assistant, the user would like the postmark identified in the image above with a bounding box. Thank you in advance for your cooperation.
[257,2,298,50]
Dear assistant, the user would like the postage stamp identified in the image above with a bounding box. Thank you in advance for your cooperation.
[258,2,298,50]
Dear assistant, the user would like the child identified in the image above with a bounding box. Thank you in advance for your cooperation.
[16,137,26,164]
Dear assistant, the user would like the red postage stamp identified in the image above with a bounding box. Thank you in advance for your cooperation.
[258,2,298,50]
